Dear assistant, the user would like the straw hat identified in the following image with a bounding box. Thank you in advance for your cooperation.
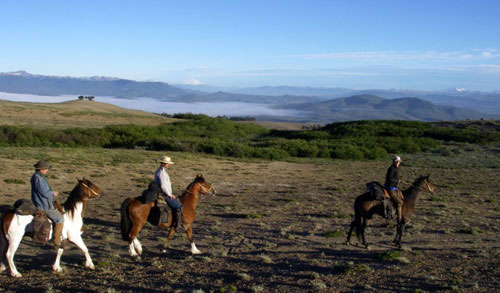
[34,160,51,170]
[160,155,175,164]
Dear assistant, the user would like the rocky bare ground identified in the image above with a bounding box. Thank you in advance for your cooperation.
[0,147,499,292]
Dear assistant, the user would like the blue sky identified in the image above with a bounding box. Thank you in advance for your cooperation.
[1,0,499,91]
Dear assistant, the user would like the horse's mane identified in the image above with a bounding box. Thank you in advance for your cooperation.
[62,179,89,218]
[179,175,205,199]
[402,176,428,207]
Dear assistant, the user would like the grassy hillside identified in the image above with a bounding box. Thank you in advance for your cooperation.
[0,99,177,128]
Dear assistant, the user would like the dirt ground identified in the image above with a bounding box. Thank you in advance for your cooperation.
[0,147,499,292]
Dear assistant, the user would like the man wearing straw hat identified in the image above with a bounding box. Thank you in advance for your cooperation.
[154,155,182,228]
[30,160,64,249]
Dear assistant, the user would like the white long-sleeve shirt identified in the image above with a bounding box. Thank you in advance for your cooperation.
[154,166,173,196]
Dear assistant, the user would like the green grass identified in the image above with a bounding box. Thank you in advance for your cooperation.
[323,230,345,238]
[376,250,403,261]
[4,178,26,184]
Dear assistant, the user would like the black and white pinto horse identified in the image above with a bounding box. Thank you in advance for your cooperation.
[0,178,102,277]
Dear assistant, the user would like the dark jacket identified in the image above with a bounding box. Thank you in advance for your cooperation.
[31,171,55,210]
[384,164,400,189]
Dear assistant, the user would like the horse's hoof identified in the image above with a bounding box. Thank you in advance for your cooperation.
[345,241,350,247]
[86,263,95,270]
[11,272,22,278]
[191,250,202,255]
[52,267,63,273]
[365,245,371,250]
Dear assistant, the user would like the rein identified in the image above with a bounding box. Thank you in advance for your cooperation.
[183,182,213,195]
[409,179,433,193]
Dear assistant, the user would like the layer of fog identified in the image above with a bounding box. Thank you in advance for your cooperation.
[0,92,307,118]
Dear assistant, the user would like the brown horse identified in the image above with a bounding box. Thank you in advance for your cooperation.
[120,174,215,256]
[346,175,436,249]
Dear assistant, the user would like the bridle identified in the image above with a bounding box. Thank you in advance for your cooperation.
[184,181,214,195]
[413,178,434,193]
[80,181,100,198]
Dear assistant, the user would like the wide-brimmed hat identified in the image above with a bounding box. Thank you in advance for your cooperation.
[392,155,402,162]
[160,155,174,164]
[34,160,51,170]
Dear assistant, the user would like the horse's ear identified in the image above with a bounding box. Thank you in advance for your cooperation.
[76,177,81,182]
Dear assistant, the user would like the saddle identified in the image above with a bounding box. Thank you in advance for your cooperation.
[147,205,170,226]
[366,182,393,219]
[366,181,389,201]
[13,199,52,244]
[139,181,164,204]
[32,211,52,245]
[13,199,37,215]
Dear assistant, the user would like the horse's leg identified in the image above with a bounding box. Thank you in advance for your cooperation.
[361,218,370,249]
[184,224,201,254]
[52,248,64,273]
[345,219,356,246]
[67,234,95,270]
[393,219,406,248]
[4,214,30,278]
[0,230,7,273]
[5,235,23,278]
[128,223,145,257]
[128,214,147,257]
[132,238,143,256]
[161,226,177,252]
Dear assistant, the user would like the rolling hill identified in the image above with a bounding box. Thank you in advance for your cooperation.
[279,94,495,122]
[0,98,177,128]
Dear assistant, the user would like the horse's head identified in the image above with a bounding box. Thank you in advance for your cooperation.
[414,175,436,194]
[194,174,216,196]
[78,177,102,200]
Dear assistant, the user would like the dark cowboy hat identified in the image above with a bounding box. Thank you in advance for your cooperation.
[34,160,51,170]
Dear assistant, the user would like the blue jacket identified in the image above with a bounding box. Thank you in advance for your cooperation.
[31,171,55,210]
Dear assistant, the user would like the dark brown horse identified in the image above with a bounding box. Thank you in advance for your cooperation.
[120,174,215,256]
[346,175,435,249]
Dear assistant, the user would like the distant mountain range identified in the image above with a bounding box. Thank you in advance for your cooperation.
[277,94,493,122]
[1,71,498,122]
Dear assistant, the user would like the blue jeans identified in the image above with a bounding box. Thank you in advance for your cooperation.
[44,209,64,224]
[165,196,182,209]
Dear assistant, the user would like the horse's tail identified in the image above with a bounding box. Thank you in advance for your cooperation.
[120,198,133,241]
[352,195,364,243]
[0,212,12,263]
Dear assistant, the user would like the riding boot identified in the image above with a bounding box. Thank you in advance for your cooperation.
[172,208,182,228]
[53,223,63,249]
